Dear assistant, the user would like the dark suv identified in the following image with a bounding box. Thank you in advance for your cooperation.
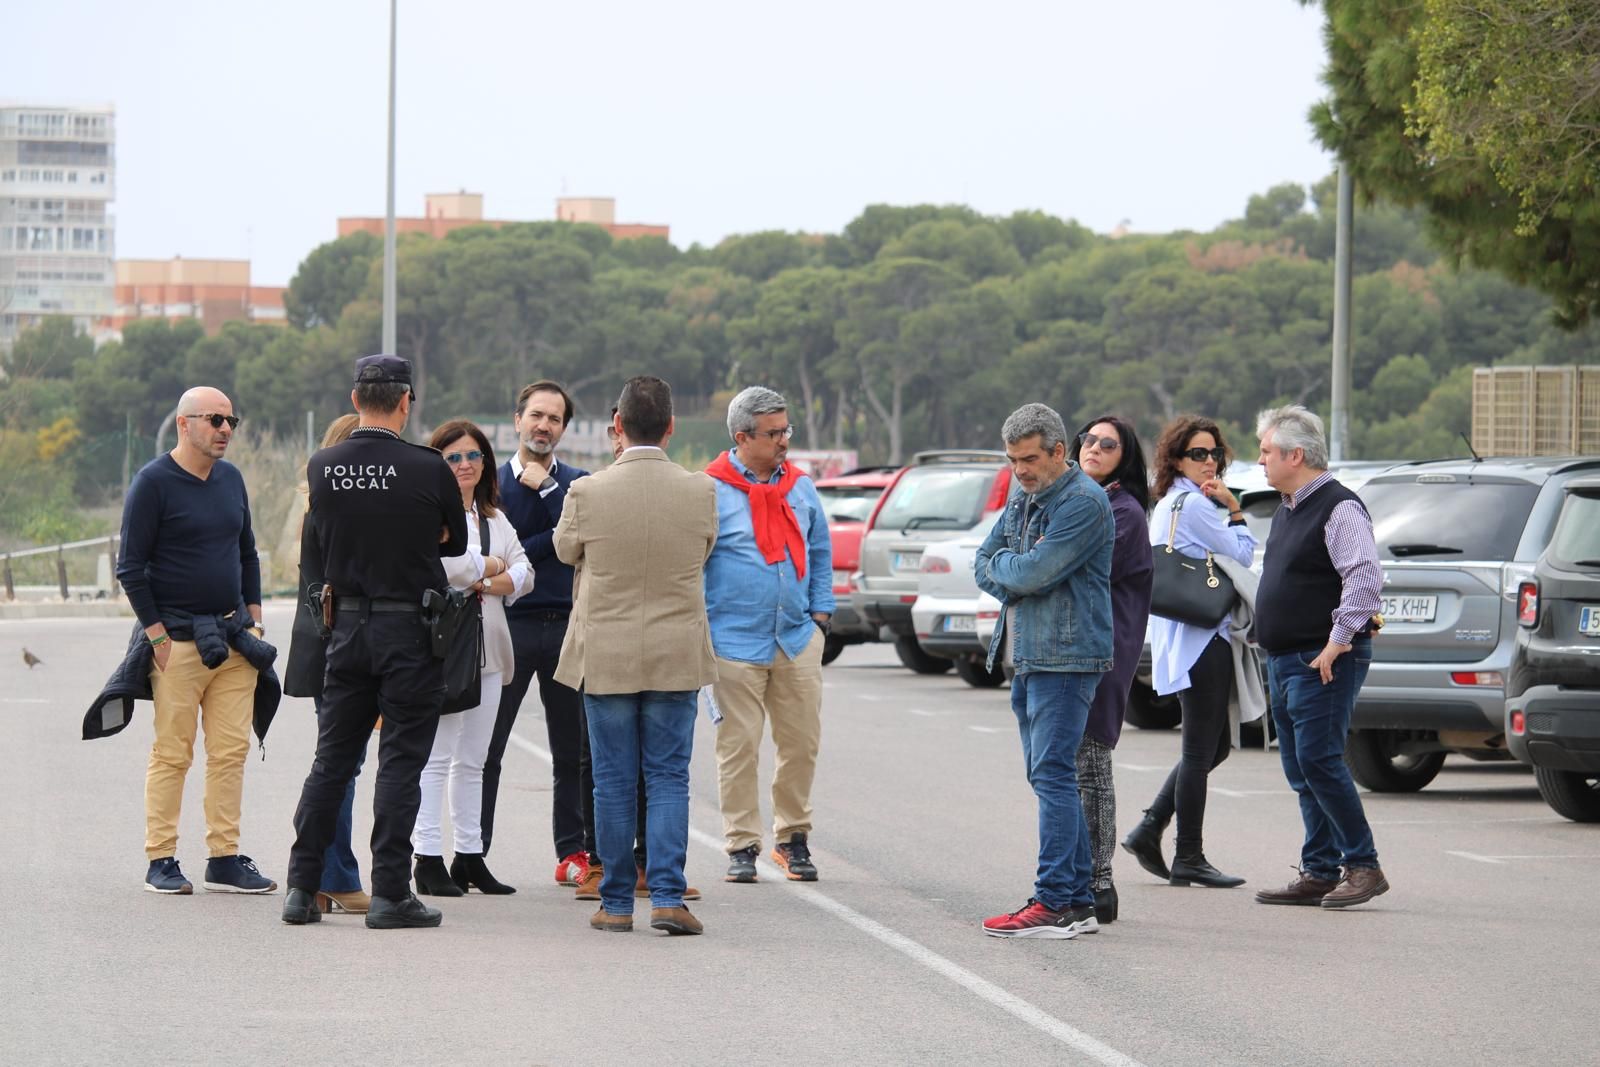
[1348,456,1600,792]
[1505,474,1600,822]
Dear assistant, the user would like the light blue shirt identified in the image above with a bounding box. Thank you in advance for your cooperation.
[704,453,836,665]
[1148,478,1256,695]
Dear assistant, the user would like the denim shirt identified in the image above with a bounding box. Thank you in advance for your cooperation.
[975,463,1114,674]
[704,453,836,666]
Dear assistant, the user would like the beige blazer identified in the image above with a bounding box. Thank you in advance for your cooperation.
[553,448,719,695]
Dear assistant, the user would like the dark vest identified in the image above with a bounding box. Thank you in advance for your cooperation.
[1256,478,1369,654]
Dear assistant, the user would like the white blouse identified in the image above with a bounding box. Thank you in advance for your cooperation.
[441,505,533,677]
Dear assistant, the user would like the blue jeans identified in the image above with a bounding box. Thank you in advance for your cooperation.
[1010,670,1098,912]
[583,690,698,914]
[1267,638,1378,880]
[315,697,367,894]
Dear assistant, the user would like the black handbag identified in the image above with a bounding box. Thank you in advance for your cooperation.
[428,513,487,715]
[1150,493,1237,628]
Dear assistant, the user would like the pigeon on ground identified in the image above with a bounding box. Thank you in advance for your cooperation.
[22,648,42,669]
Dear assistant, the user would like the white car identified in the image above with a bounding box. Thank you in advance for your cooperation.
[909,523,1007,687]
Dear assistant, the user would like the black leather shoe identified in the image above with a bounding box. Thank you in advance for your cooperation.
[281,887,322,925]
[414,854,464,897]
[1120,809,1171,880]
[366,892,443,929]
[1169,853,1246,889]
[1093,884,1119,924]
[450,853,516,895]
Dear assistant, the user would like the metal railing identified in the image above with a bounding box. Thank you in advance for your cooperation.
[1,535,117,601]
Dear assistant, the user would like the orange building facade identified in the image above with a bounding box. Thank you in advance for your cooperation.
[338,192,668,242]
[107,257,285,336]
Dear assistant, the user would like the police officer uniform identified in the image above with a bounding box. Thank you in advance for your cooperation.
[283,354,468,928]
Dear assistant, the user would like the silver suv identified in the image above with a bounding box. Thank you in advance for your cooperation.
[1349,456,1600,791]
[851,450,1011,674]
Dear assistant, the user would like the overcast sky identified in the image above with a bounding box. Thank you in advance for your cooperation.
[12,1,1335,286]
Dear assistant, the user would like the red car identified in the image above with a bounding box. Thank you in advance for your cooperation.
[811,466,900,663]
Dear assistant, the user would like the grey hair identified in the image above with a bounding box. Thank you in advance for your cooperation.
[1256,404,1329,469]
[726,385,788,439]
[1001,402,1068,454]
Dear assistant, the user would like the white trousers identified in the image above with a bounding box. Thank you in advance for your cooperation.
[412,670,503,856]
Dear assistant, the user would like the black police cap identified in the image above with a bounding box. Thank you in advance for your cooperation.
[353,354,412,386]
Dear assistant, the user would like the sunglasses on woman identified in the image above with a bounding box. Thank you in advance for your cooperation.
[1180,447,1227,463]
[444,449,484,466]
[1077,432,1121,452]
[187,413,241,430]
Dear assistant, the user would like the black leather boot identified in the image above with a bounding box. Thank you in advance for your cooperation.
[413,854,465,897]
[1169,852,1246,888]
[450,852,516,895]
[1093,884,1119,924]
[1119,808,1172,880]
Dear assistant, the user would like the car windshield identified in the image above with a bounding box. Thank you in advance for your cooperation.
[874,467,996,531]
[816,485,885,524]
[1548,491,1600,568]
[1360,479,1540,562]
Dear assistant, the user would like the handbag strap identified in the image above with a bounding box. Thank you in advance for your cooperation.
[1164,493,1221,584]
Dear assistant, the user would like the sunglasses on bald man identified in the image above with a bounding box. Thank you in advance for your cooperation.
[187,412,240,430]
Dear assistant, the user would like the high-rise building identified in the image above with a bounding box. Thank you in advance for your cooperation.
[0,102,116,351]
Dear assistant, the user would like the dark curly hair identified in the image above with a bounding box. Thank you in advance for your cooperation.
[1069,414,1150,511]
[428,419,500,518]
[1152,414,1231,499]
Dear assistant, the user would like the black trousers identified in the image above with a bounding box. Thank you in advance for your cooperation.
[482,610,593,860]
[1146,634,1233,856]
[288,611,444,900]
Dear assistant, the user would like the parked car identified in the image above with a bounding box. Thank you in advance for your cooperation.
[812,466,899,664]
[852,450,1011,674]
[1505,474,1600,821]
[909,525,1007,687]
[1347,456,1600,792]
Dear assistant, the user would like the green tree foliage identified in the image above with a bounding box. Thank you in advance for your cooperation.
[284,230,380,329]
[3,315,91,379]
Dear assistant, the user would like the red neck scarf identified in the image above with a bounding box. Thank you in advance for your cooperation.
[705,450,807,578]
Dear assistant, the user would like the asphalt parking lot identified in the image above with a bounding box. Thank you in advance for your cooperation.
[3,603,1596,1066]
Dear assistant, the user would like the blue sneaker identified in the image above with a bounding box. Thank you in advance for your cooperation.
[203,854,278,894]
[145,857,193,895]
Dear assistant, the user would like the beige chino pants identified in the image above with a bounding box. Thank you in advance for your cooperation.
[713,628,824,853]
[145,641,258,860]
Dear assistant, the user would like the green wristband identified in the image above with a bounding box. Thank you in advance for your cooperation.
[148,633,170,647]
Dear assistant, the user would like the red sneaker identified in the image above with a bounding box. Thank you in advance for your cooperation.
[554,852,590,887]
[981,898,1098,939]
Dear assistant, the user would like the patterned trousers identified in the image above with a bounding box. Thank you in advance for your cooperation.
[1076,737,1117,891]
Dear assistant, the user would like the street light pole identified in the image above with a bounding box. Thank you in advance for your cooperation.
[1329,161,1354,462]
[381,0,398,355]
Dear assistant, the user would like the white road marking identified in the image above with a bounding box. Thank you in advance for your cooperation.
[967,725,1007,734]
[1113,763,1166,772]
[1446,851,1506,865]
[907,708,938,717]
[2,698,50,704]
[1210,788,1287,798]
[856,693,884,702]
[1370,816,1554,827]
[506,730,1146,1067]
[1452,853,1600,862]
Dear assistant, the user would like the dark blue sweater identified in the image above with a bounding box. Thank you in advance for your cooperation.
[498,456,589,615]
[116,454,262,628]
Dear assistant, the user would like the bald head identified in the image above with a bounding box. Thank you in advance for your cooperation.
[173,386,236,468]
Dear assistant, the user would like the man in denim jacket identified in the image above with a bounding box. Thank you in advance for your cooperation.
[975,403,1114,939]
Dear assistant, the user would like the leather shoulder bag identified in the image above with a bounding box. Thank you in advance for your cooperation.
[1149,493,1236,628]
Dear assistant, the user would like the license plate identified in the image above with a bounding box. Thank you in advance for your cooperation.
[1380,594,1438,623]
[1581,606,1600,637]
[832,569,851,589]
[893,551,922,571]
[942,615,977,633]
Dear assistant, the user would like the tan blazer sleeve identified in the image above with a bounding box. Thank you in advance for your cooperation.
[702,474,718,560]
[554,479,583,566]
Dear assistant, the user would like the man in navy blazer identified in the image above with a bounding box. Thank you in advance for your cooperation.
[480,380,595,888]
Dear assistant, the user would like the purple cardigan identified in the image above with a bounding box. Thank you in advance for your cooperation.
[1087,484,1153,747]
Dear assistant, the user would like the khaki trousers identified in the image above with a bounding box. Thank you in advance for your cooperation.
[145,640,258,860]
[713,628,824,852]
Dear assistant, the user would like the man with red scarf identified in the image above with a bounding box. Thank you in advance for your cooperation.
[704,386,835,884]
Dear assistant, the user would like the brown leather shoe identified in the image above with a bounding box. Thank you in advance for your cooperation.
[1320,867,1390,909]
[649,906,703,935]
[589,908,633,932]
[1254,871,1338,906]
[315,889,371,914]
[574,864,604,901]
[635,866,701,901]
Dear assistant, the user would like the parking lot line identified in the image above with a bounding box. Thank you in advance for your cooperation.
[1452,853,1600,862]
[1446,851,1507,864]
[967,725,1007,734]
[1113,763,1166,773]
[506,730,1148,1067]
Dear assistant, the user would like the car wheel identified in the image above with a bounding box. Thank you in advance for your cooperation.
[821,636,846,666]
[1125,680,1180,730]
[1344,730,1446,792]
[894,635,953,675]
[953,655,1005,688]
[1533,767,1600,823]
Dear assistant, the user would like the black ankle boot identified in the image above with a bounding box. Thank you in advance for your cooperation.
[449,852,516,895]
[1169,852,1246,888]
[414,854,465,897]
[1120,808,1171,880]
[1093,884,1119,924]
